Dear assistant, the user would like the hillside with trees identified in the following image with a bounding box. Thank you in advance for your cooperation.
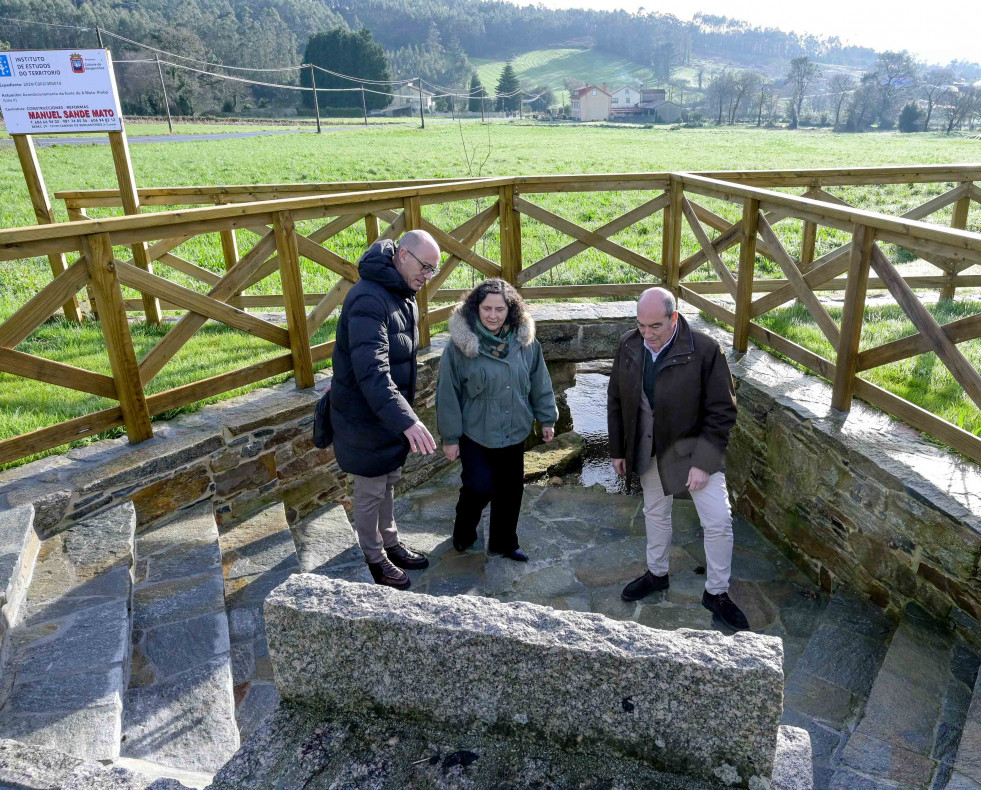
[0,0,977,130]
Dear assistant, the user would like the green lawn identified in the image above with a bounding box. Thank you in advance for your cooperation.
[0,122,979,467]
[752,300,981,437]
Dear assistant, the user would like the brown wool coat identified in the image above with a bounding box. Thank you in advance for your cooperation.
[607,313,737,495]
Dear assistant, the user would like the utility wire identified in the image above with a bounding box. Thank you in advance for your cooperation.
[2,13,549,102]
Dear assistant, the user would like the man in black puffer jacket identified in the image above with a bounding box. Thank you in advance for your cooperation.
[330,231,441,589]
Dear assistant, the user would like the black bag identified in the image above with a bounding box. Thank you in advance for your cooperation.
[313,387,333,449]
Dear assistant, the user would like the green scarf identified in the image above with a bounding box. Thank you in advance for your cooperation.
[475,319,513,358]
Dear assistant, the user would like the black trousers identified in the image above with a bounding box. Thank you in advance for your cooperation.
[454,435,525,554]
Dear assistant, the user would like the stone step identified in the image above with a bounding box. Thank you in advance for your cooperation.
[780,589,897,790]
[217,501,299,741]
[0,737,190,789]
[833,603,980,790]
[122,500,239,774]
[947,667,981,789]
[0,504,40,665]
[292,502,372,584]
[0,501,136,762]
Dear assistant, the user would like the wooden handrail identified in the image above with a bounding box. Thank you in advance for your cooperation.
[1,166,980,469]
[53,164,981,207]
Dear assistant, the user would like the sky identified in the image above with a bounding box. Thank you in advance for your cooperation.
[531,0,980,66]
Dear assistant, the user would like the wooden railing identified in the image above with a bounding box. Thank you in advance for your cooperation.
[0,165,978,467]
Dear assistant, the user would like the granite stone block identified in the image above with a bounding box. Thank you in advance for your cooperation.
[265,574,785,788]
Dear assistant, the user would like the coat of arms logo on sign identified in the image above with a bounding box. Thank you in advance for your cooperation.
[70,53,85,74]
[0,55,12,79]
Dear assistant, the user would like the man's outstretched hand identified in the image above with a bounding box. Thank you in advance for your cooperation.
[404,421,437,454]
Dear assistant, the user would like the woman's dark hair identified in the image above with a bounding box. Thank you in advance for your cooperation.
[461,278,527,331]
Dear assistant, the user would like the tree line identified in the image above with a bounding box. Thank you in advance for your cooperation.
[1,0,977,129]
[702,52,979,133]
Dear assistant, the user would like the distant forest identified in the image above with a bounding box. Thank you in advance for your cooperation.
[1,0,978,124]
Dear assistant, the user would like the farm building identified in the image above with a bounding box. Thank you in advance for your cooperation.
[571,84,611,121]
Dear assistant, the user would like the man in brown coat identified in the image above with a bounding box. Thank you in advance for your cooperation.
[608,287,749,630]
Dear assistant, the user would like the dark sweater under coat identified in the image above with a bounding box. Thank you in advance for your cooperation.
[330,240,419,477]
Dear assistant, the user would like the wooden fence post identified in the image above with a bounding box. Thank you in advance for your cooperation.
[831,224,875,411]
[800,221,817,273]
[942,189,972,301]
[66,205,100,318]
[82,232,153,443]
[499,184,522,287]
[402,196,430,348]
[661,177,683,295]
[365,213,380,247]
[13,135,82,324]
[108,129,162,325]
[733,198,760,353]
[273,211,315,389]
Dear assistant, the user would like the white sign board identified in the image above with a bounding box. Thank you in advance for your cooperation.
[0,49,124,134]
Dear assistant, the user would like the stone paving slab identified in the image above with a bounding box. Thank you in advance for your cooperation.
[290,503,371,583]
[122,656,239,774]
[209,701,811,790]
[0,737,190,789]
[834,604,981,789]
[0,505,39,658]
[949,665,981,788]
[216,502,298,742]
[123,501,238,773]
[0,502,136,762]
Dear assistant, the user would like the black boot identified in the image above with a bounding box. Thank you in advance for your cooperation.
[702,590,750,631]
[367,558,411,589]
[621,570,669,601]
[385,541,430,570]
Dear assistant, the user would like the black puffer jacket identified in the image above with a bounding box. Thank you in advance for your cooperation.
[330,240,419,477]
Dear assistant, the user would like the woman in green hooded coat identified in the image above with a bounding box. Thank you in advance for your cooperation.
[436,279,557,561]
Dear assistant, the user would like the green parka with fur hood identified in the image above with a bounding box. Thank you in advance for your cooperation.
[436,305,557,449]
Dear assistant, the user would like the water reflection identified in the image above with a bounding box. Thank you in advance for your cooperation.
[564,363,631,494]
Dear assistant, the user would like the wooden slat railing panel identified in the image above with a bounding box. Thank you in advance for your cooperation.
[0,260,91,349]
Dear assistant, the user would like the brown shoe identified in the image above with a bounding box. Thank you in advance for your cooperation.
[385,541,430,570]
[367,558,411,589]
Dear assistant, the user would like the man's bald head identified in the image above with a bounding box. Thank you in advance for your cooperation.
[394,230,441,292]
[398,229,440,260]
[636,286,678,351]
[637,287,676,318]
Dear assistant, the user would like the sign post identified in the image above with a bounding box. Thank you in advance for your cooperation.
[0,48,161,324]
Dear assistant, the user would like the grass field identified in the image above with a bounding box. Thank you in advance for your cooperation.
[1,121,979,466]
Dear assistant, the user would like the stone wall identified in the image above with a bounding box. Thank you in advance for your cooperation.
[0,340,450,537]
[265,574,786,789]
[2,303,978,646]
[700,324,981,643]
[0,335,578,538]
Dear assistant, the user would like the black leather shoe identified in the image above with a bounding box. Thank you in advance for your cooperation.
[621,570,669,601]
[702,590,750,631]
[503,548,529,562]
[453,536,476,553]
[367,558,411,589]
[385,541,430,570]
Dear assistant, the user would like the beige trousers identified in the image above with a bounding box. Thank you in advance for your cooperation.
[352,469,401,564]
[639,462,733,595]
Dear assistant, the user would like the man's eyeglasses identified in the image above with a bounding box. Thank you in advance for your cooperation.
[401,246,440,275]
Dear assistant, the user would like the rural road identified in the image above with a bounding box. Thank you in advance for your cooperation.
[0,118,502,147]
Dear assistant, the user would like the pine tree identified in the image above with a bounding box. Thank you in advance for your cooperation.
[495,61,520,112]
[468,73,485,113]
[301,27,391,111]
